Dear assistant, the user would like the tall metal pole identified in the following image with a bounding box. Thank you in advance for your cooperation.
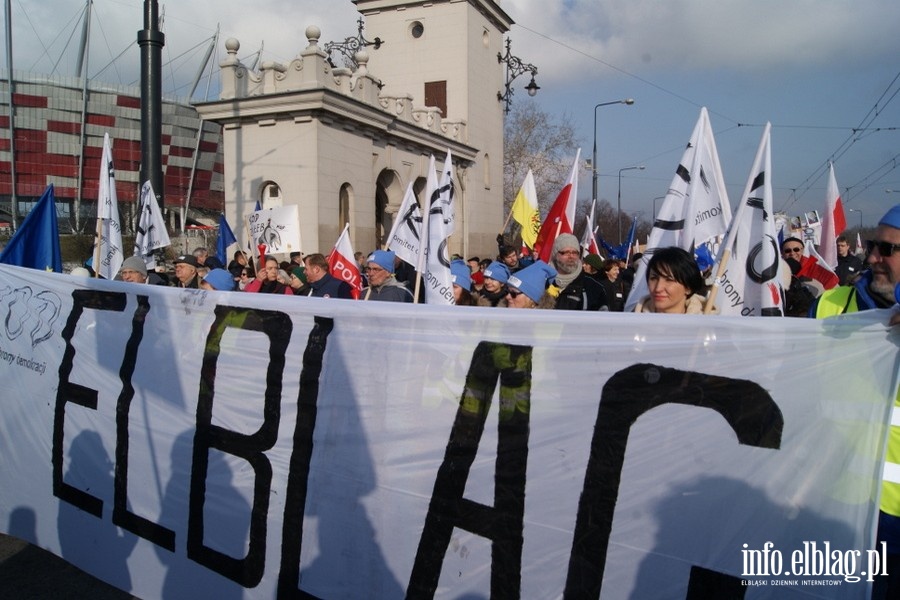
[74,0,92,232]
[591,98,634,204]
[617,165,644,244]
[4,0,17,228]
[138,0,164,215]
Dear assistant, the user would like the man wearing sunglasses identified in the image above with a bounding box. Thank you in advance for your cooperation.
[811,205,900,598]
[780,237,806,263]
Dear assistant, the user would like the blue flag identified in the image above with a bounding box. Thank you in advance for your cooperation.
[0,185,62,272]
[598,218,637,260]
[216,213,238,266]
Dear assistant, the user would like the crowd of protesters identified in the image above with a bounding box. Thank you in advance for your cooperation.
[72,208,894,321]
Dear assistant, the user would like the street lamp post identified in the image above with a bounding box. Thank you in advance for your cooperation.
[849,208,863,230]
[592,99,635,205]
[652,195,666,221]
[617,165,645,243]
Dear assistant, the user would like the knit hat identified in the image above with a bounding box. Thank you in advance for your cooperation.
[450,259,471,290]
[507,260,557,303]
[552,233,581,256]
[878,205,900,229]
[120,256,147,277]
[483,261,510,284]
[583,254,604,271]
[291,267,307,284]
[203,268,235,291]
[367,250,396,274]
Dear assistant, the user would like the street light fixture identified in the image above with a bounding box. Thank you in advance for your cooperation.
[617,165,645,243]
[592,99,635,206]
[497,38,539,114]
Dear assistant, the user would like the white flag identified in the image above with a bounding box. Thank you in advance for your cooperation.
[134,181,171,269]
[712,123,784,316]
[579,199,599,256]
[625,108,731,311]
[386,183,422,267]
[94,133,124,279]
[420,152,455,305]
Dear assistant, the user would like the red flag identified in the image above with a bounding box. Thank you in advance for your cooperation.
[818,162,846,267]
[327,224,362,299]
[798,239,839,290]
[534,150,581,263]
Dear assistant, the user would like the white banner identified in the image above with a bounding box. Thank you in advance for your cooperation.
[248,205,302,255]
[0,264,898,599]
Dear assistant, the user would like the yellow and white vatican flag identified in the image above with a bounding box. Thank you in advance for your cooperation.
[511,168,540,249]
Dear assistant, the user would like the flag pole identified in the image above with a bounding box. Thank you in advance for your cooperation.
[704,248,731,314]
[92,215,102,278]
[500,203,515,237]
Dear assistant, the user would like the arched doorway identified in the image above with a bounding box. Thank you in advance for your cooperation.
[375,169,402,248]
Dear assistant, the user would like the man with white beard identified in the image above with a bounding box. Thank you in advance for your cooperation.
[548,233,608,311]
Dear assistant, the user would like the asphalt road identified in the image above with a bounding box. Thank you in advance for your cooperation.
[0,533,138,599]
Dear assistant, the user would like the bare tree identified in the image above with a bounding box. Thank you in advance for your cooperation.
[503,103,579,217]
[502,103,653,253]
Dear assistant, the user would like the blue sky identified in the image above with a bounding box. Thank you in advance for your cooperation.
[6,0,899,227]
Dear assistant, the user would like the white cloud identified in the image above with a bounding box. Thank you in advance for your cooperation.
[504,0,900,81]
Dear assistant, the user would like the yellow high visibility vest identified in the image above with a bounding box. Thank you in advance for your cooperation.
[815,286,900,517]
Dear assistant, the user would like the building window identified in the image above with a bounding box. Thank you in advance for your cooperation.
[339,183,352,229]
[410,21,424,39]
[260,181,281,208]
[483,153,491,189]
[425,80,447,117]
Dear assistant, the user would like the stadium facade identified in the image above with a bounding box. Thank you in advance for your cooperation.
[0,70,223,233]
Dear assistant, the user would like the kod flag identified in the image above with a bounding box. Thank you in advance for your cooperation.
[626,108,731,311]
[420,152,455,305]
[134,181,171,270]
[712,123,784,316]
[386,183,422,267]
[94,133,124,279]
[328,223,362,299]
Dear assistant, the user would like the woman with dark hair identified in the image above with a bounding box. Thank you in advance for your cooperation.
[598,259,627,312]
[632,247,714,314]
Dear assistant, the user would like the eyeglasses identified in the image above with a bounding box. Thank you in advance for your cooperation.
[364,266,384,273]
[782,246,803,254]
[557,250,580,256]
[506,288,524,298]
[866,239,900,257]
